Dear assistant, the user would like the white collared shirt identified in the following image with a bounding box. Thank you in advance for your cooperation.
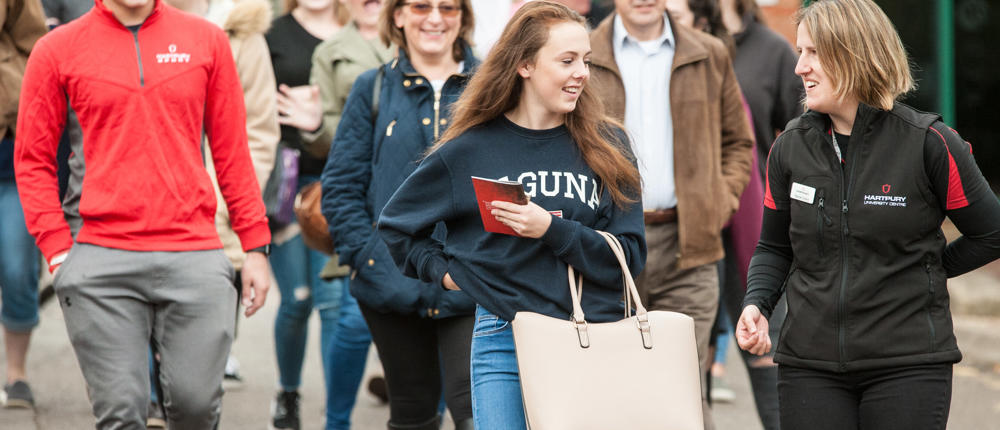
[612,14,676,210]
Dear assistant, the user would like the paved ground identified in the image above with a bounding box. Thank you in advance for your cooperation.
[2,266,999,429]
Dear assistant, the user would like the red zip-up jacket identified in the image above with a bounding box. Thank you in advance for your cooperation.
[15,0,270,264]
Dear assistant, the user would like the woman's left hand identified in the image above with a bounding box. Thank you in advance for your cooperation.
[276,84,322,132]
[490,200,552,238]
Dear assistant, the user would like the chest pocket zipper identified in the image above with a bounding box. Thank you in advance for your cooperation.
[373,119,397,165]
[817,190,833,256]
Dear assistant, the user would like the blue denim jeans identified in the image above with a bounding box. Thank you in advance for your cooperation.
[470,306,525,430]
[324,287,372,430]
[272,231,345,392]
[0,179,40,332]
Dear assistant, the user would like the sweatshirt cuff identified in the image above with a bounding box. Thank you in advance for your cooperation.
[424,254,450,290]
[540,215,577,256]
[236,221,272,252]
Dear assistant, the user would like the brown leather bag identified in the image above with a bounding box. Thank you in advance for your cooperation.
[294,181,334,255]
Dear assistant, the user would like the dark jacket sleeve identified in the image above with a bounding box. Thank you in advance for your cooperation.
[540,131,646,290]
[923,122,1000,277]
[321,68,377,269]
[377,150,454,287]
[539,195,646,291]
[744,139,793,318]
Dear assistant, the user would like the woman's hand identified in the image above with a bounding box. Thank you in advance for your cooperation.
[736,305,773,356]
[276,84,322,132]
[442,273,460,291]
[490,200,552,239]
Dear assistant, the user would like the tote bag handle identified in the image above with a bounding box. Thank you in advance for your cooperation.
[567,231,654,349]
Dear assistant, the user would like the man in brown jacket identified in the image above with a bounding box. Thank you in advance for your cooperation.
[0,0,46,410]
[589,1,753,428]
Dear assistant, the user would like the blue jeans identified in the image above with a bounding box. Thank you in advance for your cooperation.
[324,288,372,430]
[149,351,160,404]
[470,306,525,430]
[0,179,39,332]
[272,232,345,392]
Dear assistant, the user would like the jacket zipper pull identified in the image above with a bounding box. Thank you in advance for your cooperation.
[386,120,397,137]
[818,198,833,225]
[433,90,442,140]
[841,200,850,235]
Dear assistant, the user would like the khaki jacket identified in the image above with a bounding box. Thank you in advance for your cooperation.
[307,22,393,279]
[205,0,280,270]
[1,0,47,137]
[590,15,753,270]
[301,22,394,158]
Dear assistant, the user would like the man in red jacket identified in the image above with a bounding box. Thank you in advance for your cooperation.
[14,0,272,427]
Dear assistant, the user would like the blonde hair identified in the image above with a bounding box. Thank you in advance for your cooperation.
[434,1,640,207]
[797,0,914,110]
[379,0,476,62]
[283,0,350,25]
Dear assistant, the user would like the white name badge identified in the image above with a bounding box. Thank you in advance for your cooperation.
[790,182,816,205]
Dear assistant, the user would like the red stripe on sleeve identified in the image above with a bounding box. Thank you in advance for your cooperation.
[931,126,969,210]
[763,160,777,210]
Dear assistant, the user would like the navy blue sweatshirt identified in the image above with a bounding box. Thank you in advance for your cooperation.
[378,116,647,323]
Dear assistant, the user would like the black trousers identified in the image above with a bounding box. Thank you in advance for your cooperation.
[778,363,952,430]
[359,303,474,427]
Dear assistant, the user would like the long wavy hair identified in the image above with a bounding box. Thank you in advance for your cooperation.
[433,1,640,207]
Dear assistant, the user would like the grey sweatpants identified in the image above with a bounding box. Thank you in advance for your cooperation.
[53,243,237,430]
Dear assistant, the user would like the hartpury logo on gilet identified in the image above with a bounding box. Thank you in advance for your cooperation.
[156,44,190,63]
[863,183,907,207]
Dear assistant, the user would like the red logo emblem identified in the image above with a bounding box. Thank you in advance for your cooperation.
[882,184,891,193]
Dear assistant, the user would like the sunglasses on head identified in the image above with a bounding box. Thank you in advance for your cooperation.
[403,2,461,17]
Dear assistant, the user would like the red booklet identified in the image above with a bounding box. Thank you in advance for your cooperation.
[471,176,528,236]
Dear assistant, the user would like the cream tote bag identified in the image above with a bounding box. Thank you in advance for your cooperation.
[511,231,704,430]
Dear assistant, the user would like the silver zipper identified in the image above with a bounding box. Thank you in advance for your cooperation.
[433,90,442,139]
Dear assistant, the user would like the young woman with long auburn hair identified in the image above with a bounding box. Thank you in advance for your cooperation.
[378,2,645,428]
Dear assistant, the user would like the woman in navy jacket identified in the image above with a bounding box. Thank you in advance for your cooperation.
[319,0,477,429]
[379,3,645,428]
[737,1,1000,429]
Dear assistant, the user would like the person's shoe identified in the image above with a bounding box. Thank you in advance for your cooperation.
[270,390,300,430]
[222,355,244,391]
[146,401,166,429]
[367,376,388,404]
[1,380,34,409]
[710,376,736,404]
